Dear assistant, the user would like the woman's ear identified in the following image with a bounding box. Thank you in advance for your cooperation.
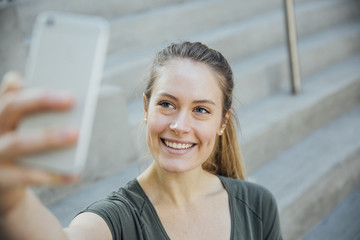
[143,93,148,123]
[218,109,231,135]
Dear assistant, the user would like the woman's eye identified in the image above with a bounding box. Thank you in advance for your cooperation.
[195,107,210,114]
[159,101,174,109]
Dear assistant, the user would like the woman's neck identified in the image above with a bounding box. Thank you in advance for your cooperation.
[137,163,221,209]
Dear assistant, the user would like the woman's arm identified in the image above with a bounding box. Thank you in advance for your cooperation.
[65,212,112,240]
[1,189,112,240]
[0,72,112,240]
[0,188,69,240]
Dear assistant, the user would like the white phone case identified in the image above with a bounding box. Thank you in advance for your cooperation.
[19,12,109,174]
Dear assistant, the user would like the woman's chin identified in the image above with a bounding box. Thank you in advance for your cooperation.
[157,160,197,174]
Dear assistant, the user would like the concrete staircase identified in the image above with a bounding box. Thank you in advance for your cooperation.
[302,183,360,240]
[1,0,360,239]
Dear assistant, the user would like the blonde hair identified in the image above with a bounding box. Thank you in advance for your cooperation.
[144,41,246,180]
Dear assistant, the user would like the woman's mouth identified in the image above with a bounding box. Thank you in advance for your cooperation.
[161,138,195,150]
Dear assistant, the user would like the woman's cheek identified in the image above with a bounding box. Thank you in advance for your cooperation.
[147,112,170,133]
[194,123,218,145]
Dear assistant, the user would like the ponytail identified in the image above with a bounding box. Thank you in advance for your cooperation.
[202,111,247,180]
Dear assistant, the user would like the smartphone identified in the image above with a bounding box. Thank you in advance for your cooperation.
[19,12,109,174]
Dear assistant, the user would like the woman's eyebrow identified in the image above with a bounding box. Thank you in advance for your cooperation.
[157,92,216,106]
[193,99,216,106]
[158,92,177,100]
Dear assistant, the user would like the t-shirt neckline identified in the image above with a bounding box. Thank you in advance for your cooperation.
[133,175,234,240]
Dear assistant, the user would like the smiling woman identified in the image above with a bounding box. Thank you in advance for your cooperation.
[76,42,283,240]
[0,42,283,240]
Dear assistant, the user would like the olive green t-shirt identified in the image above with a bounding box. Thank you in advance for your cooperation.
[80,176,283,240]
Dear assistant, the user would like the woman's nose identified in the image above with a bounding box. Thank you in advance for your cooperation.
[169,112,191,135]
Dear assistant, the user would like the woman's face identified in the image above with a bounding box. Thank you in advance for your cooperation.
[144,59,227,174]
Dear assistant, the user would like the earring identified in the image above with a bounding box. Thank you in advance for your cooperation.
[220,130,224,134]
[144,117,147,122]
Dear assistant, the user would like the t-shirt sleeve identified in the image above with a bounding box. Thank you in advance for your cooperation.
[77,192,145,240]
[261,188,283,240]
[77,198,126,240]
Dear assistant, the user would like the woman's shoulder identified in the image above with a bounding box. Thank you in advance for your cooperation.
[218,176,283,239]
[78,179,148,240]
[218,175,278,217]
[80,179,146,218]
[110,179,144,199]
[219,175,274,197]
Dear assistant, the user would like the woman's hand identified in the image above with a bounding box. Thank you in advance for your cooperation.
[0,72,79,214]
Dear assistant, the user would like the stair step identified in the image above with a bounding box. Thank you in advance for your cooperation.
[232,19,360,107]
[295,0,360,37]
[250,105,360,239]
[191,0,359,63]
[301,183,360,240]
[108,0,286,57]
[240,54,360,172]
[15,0,195,36]
[108,0,357,59]
[103,0,360,102]
[299,19,360,78]
[15,0,290,57]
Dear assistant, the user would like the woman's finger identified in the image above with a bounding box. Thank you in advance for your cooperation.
[0,72,24,96]
[0,165,80,190]
[0,128,78,160]
[0,89,75,133]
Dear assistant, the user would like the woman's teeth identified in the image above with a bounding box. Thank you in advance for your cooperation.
[164,140,193,149]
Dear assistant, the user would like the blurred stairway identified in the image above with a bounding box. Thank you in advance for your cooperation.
[1,0,360,239]
[302,183,360,240]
